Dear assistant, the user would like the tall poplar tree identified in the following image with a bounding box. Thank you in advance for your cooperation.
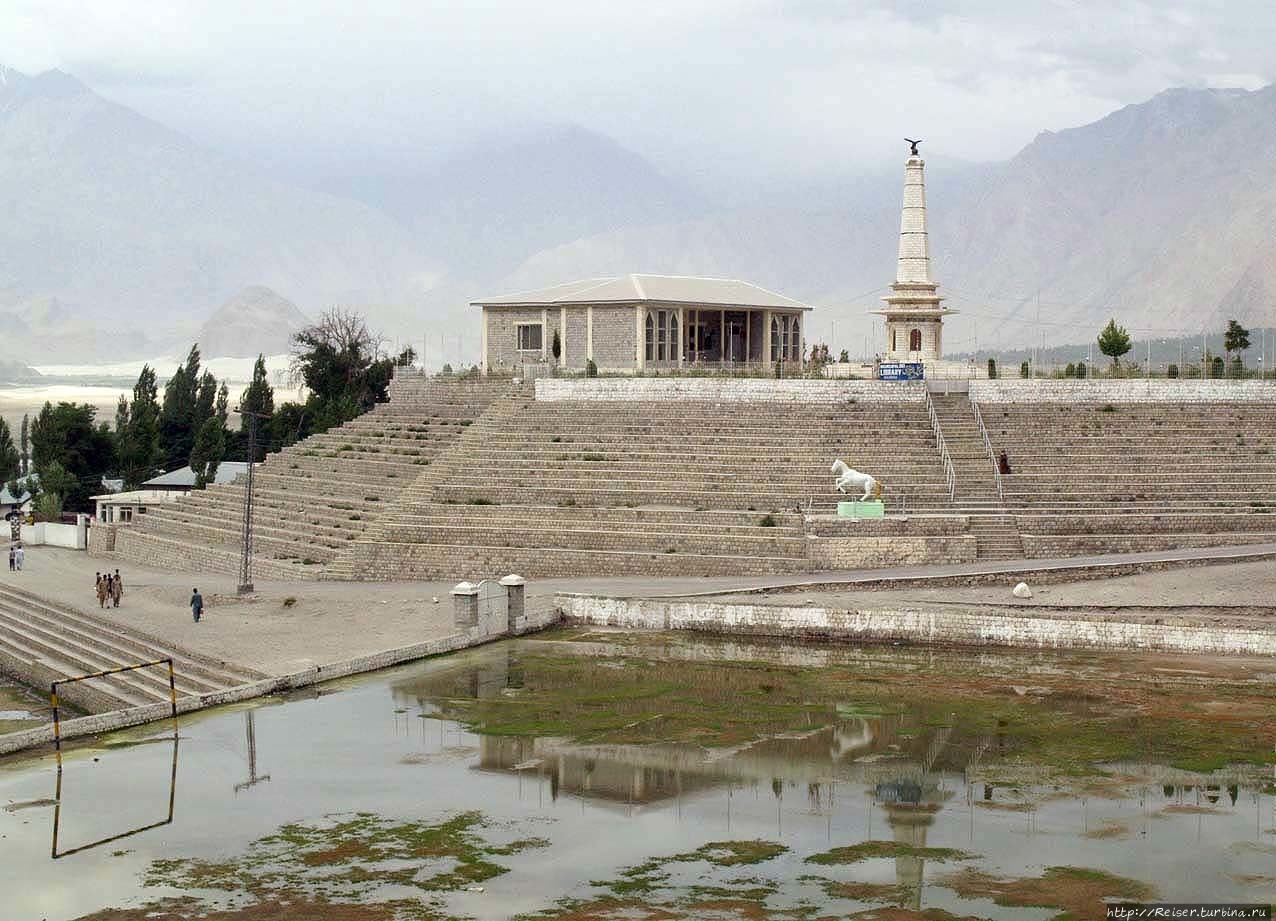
[119,365,162,489]
[159,345,202,468]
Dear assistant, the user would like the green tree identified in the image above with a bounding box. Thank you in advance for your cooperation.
[36,459,77,505]
[215,382,230,428]
[119,365,163,489]
[0,419,20,486]
[32,491,63,523]
[240,355,275,430]
[114,394,130,435]
[1224,320,1250,366]
[19,413,28,476]
[159,345,203,468]
[190,416,226,489]
[31,403,116,511]
[1097,319,1132,367]
[193,370,219,434]
[267,402,310,451]
[289,309,395,434]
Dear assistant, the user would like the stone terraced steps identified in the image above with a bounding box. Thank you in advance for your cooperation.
[982,401,1276,557]
[330,395,951,579]
[104,376,512,579]
[0,583,263,713]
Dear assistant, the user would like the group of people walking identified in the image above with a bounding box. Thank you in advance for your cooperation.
[7,543,24,571]
[95,570,124,608]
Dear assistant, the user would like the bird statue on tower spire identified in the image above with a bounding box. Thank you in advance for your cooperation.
[905,138,922,156]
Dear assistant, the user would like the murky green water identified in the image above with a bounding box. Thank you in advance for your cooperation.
[2,630,1274,920]
[0,676,53,735]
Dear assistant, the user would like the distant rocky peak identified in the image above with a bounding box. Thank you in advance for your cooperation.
[0,66,90,113]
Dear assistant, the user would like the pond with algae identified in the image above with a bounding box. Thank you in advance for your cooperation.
[0,676,55,735]
[2,628,1275,920]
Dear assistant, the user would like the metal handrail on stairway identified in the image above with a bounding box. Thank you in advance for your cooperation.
[924,391,956,501]
[971,399,1003,502]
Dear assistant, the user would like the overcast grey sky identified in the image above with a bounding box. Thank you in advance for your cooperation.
[4,1,1274,181]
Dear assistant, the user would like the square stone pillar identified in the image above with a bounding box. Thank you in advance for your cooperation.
[451,581,479,630]
[500,573,526,634]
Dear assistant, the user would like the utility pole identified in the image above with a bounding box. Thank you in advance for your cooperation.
[237,408,272,595]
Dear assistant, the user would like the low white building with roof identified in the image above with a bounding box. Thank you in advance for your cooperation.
[0,480,34,519]
[473,274,812,374]
[92,463,251,523]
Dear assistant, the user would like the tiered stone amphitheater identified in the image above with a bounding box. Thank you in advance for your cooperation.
[97,375,1276,581]
[108,376,507,579]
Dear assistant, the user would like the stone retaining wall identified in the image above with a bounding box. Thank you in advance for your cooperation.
[971,379,1276,403]
[806,535,976,568]
[535,378,925,403]
[1020,533,1276,558]
[805,515,968,537]
[558,594,1276,656]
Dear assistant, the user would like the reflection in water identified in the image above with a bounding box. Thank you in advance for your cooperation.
[233,711,271,794]
[386,636,1276,912]
[51,734,178,860]
[4,634,1274,920]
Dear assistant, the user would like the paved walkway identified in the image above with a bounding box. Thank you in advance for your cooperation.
[3,541,1273,679]
[563,540,1276,599]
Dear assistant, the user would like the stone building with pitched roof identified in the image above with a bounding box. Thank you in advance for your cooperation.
[474,274,812,374]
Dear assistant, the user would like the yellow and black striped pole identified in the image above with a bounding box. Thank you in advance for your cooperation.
[50,681,62,768]
[167,658,177,730]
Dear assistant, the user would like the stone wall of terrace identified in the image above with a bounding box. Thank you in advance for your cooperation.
[535,378,926,403]
[970,379,1276,403]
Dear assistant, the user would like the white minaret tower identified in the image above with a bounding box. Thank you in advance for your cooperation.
[873,140,957,363]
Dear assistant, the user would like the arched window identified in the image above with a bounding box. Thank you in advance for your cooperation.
[790,317,801,361]
[645,312,655,362]
[909,328,922,352]
[770,317,780,361]
[669,312,679,360]
[657,311,668,360]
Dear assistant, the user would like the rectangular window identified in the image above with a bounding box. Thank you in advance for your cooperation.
[516,323,543,351]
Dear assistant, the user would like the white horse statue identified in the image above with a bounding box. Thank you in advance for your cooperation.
[831,459,883,501]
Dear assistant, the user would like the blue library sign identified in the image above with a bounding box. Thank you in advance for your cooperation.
[878,362,925,381]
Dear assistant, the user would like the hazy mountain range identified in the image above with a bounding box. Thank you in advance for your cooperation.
[1,62,1274,364]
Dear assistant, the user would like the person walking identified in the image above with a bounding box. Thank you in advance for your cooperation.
[8,546,14,572]
[97,574,109,608]
[110,571,123,608]
[15,543,25,571]
[190,587,203,623]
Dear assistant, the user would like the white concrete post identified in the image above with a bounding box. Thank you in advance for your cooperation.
[451,581,479,630]
[500,573,526,634]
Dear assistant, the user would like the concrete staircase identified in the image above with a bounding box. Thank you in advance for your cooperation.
[931,394,1023,560]
[105,375,511,581]
[0,583,263,713]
